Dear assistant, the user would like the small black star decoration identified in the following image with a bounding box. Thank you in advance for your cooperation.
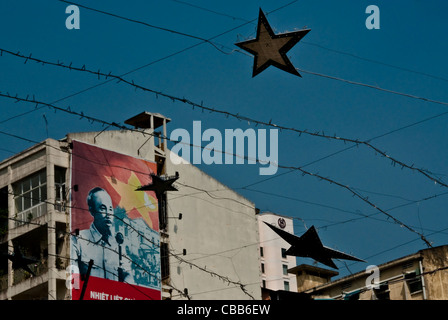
[264,222,365,269]
[135,172,179,196]
[235,8,310,77]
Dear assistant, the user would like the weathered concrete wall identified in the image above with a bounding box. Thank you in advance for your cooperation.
[67,129,155,161]
[296,273,328,293]
[307,255,426,300]
[422,246,448,300]
[165,151,262,300]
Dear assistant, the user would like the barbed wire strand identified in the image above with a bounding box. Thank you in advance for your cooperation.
[1,48,447,193]
[0,91,433,247]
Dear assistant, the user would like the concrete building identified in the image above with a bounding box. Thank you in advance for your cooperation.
[164,149,261,300]
[0,111,262,300]
[0,138,69,300]
[299,245,448,300]
[257,212,298,297]
[288,264,338,294]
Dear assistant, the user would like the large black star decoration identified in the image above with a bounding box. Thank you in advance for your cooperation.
[135,172,179,196]
[235,8,310,77]
[264,222,365,269]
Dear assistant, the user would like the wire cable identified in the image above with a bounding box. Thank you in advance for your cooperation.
[0,0,296,130]
[2,48,446,194]
[0,91,434,247]
[56,0,233,55]
[297,67,448,107]
[241,108,448,190]
[167,0,448,85]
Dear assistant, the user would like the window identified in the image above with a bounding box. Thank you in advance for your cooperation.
[284,281,290,291]
[261,263,265,274]
[282,264,288,275]
[262,280,266,288]
[159,193,167,231]
[55,167,66,211]
[373,283,390,300]
[281,248,287,259]
[14,170,46,214]
[55,167,66,201]
[160,242,170,280]
[405,272,423,294]
[260,246,264,257]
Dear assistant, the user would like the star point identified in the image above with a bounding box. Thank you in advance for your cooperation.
[264,222,364,269]
[135,173,179,196]
[105,172,158,229]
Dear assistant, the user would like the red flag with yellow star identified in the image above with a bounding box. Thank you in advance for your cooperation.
[70,140,159,232]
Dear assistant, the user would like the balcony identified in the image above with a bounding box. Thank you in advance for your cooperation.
[13,259,48,285]
[0,259,49,293]
[14,202,47,228]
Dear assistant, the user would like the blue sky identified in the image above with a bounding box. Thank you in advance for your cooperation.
[1,0,448,280]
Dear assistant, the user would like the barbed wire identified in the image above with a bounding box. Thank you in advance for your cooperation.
[1,48,446,194]
[296,67,448,107]
[240,108,448,191]
[0,0,297,131]
[56,0,236,56]
[0,91,433,247]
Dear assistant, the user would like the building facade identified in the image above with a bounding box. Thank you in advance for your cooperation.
[0,111,262,300]
[301,245,448,300]
[0,138,69,299]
